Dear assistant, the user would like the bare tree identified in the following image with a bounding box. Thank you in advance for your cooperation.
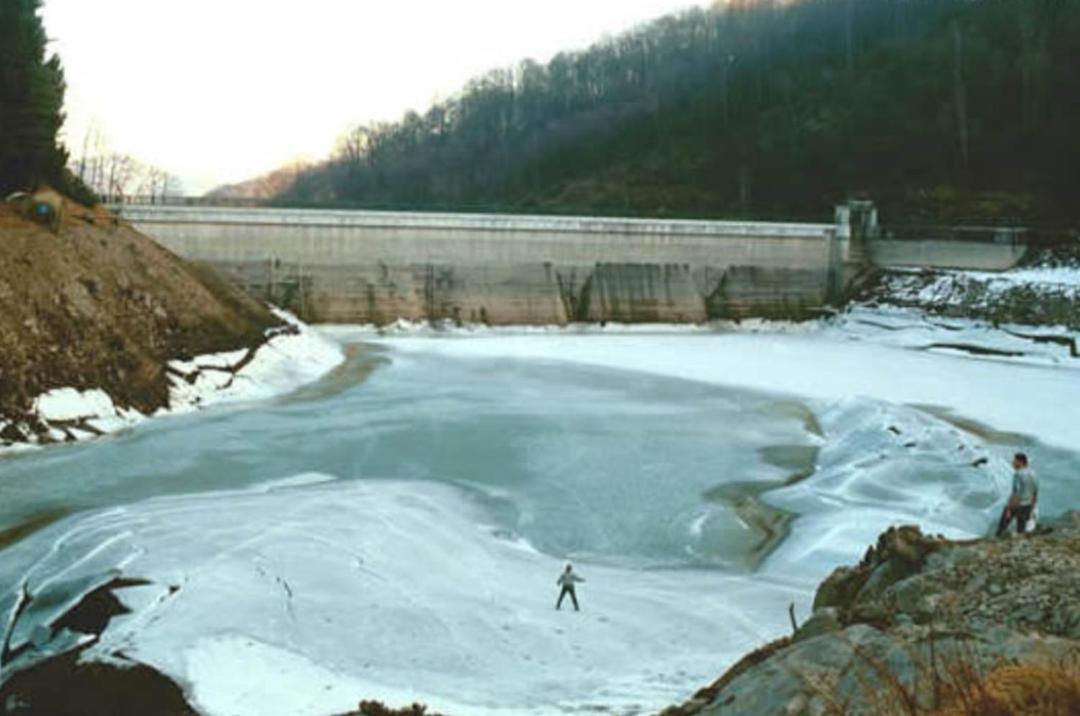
[951,19,969,171]
[335,125,371,181]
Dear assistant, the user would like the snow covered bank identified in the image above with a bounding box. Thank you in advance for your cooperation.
[167,308,345,413]
[871,259,1080,329]
[821,306,1079,373]
[885,265,1080,300]
[0,309,344,455]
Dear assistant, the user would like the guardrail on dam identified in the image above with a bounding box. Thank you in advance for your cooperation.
[113,206,1024,325]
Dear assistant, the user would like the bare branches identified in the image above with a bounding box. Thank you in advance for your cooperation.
[71,127,181,204]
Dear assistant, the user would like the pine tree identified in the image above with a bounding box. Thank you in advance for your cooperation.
[0,0,70,195]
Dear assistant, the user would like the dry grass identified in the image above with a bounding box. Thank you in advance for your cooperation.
[931,663,1080,716]
[806,631,1080,716]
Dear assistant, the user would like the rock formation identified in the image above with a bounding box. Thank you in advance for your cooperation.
[661,515,1080,715]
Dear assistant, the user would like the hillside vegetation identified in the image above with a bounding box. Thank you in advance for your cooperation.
[268,0,1080,224]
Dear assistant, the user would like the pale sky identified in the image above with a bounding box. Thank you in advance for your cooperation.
[42,1,705,195]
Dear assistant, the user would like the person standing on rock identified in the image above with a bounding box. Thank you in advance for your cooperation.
[996,452,1038,536]
[556,563,585,611]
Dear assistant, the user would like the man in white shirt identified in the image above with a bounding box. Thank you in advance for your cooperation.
[556,563,585,611]
[996,452,1038,536]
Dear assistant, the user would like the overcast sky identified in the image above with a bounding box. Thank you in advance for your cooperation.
[42,1,705,194]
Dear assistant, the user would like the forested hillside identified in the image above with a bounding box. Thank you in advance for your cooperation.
[273,0,1080,224]
[0,0,90,201]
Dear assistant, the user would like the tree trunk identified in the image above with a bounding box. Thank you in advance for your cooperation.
[952,20,969,172]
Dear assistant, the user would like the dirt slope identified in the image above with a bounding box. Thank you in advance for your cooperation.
[0,198,280,439]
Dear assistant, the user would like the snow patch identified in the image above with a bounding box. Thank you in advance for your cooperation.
[878,263,1080,314]
[1,309,344,456]
[34,388,118,422]
[166,308,344,413]
[184,636,375,716]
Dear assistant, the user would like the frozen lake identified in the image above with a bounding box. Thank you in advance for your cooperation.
[1,312,1078,715]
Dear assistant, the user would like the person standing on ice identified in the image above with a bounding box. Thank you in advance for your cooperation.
[556,563,585,611]
[996,452,1038,536]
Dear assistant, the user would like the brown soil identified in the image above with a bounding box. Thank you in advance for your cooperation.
[0,650,197,716]
[0,197,280,436]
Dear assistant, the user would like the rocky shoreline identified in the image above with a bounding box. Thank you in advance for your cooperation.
[660,514,1080,716]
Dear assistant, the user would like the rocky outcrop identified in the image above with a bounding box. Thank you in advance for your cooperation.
[661,514,1080,716]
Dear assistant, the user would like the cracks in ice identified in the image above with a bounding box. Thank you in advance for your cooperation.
[1001,328,1079,358]
[253,560,297,623]
[1,582,33,669]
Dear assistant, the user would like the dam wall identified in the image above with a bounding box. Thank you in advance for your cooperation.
[868,228,1028,271]
[118,207,853,325]
[115,206,1028,325]
[836,201,1028,271]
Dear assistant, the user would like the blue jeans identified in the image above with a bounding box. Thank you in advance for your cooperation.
[996,504,1033,536]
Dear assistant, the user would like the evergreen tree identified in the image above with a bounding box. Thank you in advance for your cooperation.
[0,0,70,195]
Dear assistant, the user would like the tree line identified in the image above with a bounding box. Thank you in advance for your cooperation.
[0,0,93,203]
[274,0,1080,224]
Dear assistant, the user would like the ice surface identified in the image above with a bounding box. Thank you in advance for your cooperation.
[834,306,1079,365]
[1,306,1076,714]
[760,397,1009,581]
[370,322,1080,449]
[0,479,805,716]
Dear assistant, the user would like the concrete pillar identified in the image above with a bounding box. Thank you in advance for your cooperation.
[833,200,879,299]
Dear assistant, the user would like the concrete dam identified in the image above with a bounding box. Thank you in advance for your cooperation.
[116,206,1026,325]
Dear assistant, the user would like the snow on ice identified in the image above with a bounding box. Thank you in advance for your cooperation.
[370,314,1080,449]
[0,478,805,716]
